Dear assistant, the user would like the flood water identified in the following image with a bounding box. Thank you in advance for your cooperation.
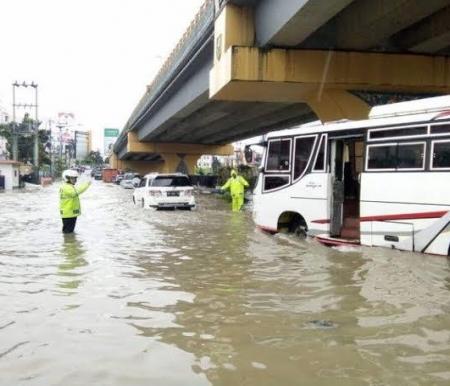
[1,180,450,386]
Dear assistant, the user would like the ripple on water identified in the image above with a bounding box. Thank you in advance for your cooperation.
[1,183,450,386]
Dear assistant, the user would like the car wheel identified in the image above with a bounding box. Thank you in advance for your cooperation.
[141,198,145,208]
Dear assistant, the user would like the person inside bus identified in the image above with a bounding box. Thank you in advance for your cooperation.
[221,169,249,212]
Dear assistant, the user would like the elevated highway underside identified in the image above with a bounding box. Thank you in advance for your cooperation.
[113,0,450,173]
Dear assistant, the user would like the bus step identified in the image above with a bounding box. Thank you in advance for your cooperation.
[340,227,360,240]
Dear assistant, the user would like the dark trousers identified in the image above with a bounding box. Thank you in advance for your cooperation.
[62,217,77,234]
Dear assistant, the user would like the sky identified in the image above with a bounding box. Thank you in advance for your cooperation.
[0,0,205,152]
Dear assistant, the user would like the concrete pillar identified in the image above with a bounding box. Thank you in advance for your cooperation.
[160,153,201,175]
[113,134,234,175]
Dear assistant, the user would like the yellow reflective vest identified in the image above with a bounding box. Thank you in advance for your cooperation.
[221,175,249,196]
[59,182,90,218]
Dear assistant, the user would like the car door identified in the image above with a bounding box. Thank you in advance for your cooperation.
[135,178,147,201]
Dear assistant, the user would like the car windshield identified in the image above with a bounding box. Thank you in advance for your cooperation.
[151,176,191,187]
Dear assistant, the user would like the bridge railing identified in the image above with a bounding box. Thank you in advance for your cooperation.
[127,0,215,130]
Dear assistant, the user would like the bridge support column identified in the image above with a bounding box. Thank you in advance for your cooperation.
[211,3,450,122]
[113,132,234,174]
[159,153,202,175]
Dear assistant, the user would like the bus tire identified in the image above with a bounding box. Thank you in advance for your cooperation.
[141,199,145,208]
[289,217,307,239]
[132,196,136,204]
[293,224,307,239]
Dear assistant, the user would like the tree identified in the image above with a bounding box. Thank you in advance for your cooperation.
[0,117,51,166]
[0,123,12,158]
[85,150,103,166]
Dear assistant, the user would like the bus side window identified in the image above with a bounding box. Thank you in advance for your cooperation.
[313,135,326,172]
[264,175,290,191]
[431,140,450,169]
[266,139,291,172]
[294,136,316,179]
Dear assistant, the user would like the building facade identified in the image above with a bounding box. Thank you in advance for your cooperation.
[0,160,21,190]
[75,130,91,160]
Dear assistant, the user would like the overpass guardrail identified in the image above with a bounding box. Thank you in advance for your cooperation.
[125,0,215,133]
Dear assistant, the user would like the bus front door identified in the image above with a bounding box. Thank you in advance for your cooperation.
[330,140,344,237]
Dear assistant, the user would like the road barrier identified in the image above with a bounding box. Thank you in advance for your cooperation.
[40,177,53,187]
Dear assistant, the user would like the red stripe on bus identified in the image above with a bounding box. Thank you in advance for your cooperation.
[312,210,448,224]
[360,211,448,222]
[311,219,330,224]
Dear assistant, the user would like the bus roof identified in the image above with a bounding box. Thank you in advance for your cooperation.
[266,95,450,139]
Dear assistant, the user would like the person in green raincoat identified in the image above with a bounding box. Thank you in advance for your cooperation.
[60,169,91,233]
[221,169,249,212]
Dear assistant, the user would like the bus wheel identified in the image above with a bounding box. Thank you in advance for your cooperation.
[293,224,307,239]
[132,196,136,204]
[290,218,307,239]
[141,199,145,208]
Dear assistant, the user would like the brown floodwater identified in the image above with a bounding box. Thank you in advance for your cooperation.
[1,180,450,385]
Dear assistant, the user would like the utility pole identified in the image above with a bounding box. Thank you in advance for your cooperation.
[11,82,18,161]
[56,123,64,169]
[11,81,39,170]
[32,83,39,170]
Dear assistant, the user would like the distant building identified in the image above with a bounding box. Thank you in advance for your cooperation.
[0,160,21,190]
[0,106,8,124]
[0,106,9,160]
[0,137,8,160]
[197,155,214,170]
[75,130,91,160]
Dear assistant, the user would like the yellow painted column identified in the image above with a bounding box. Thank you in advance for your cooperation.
[109,153,118,169]
[160,153,201,175]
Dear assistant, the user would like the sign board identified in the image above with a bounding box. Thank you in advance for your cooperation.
[103,128,119,155]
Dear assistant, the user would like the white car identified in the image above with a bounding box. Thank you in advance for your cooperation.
[120,173,140,189]
[133,173,196,210]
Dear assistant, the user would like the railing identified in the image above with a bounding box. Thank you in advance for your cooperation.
[127,0,215,130]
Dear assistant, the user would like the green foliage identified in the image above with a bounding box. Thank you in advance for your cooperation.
[84,150,103,166]
[194,166,207,175]
[0,123,12,156]
[53,158,66,177]
[0,120,50,166]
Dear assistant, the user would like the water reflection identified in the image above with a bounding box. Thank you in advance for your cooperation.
[57,234,88,292]
[1,184,450,386]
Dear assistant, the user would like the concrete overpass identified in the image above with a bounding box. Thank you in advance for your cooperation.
[112,0,450,174]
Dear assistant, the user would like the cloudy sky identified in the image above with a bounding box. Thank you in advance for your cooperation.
[0,0,204,150]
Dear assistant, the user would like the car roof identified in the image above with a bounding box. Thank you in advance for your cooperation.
[143,172,188,178]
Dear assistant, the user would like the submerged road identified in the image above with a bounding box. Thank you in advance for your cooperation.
[1,180,450,385]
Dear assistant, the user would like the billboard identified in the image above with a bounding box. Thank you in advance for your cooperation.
[104,128,119,155]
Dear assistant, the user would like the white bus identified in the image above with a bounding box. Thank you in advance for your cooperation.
[252,98,450,256]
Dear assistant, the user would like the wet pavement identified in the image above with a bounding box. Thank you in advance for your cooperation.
[1,180,450,385]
